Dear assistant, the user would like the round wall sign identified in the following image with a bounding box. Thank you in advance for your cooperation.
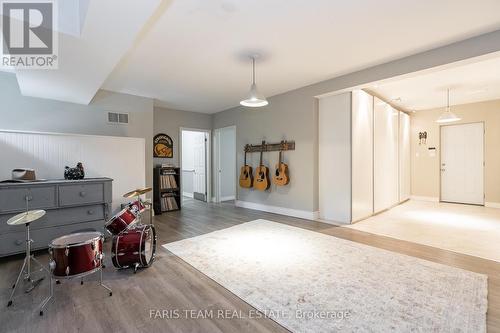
[153,133,173,158]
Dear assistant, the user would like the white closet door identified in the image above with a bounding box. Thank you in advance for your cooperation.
[318,92,352,223]
[351,90,373,221]
[374,98,399,213]
[399,112,411,202]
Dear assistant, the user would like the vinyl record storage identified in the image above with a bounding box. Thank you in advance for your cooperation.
[153,166,181,215]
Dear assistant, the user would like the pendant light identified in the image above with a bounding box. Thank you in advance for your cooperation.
[240,56,268,108]
[436,89,461,123]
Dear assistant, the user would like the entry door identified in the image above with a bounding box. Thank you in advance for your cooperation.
[440,122,484,205]
[193,133,207,201]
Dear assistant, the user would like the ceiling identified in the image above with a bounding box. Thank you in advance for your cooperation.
[3,0,500,113]
[369,55,500,111]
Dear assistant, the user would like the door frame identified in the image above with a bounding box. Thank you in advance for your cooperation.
[213,125,237,203]
[439,121,485,205]
[179,127,212,204]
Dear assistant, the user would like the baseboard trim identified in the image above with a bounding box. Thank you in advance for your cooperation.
[183,192,194,198]
[410,196,439,202]
[220,196,236,202]
[235,200,317,220]
[485,202,500,209]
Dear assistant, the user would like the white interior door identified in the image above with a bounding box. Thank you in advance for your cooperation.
[440,122,484,205]
[351,90,373,221]
[193,133,207,200]
[399,112,411,202]
[374,99,399,213]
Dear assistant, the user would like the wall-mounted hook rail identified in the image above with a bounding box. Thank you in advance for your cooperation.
[244,141,295,153]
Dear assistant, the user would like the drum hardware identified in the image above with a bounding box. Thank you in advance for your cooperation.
[40,232,112,316]
[6,196,50,309]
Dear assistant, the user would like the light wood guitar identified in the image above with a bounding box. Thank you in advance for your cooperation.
[273,141,290,186]
[239,147,253,188]
[254,141,270,191]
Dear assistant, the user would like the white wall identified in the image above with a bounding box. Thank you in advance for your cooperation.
[351,90,374,221]
[318,92,352,223]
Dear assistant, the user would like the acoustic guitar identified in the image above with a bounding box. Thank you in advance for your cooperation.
[254,141,270,191]
[273,141,290,186]
[239,146,253,188]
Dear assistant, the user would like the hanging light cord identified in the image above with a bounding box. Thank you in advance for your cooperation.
[447,88,450,110]
[252,57,256,85]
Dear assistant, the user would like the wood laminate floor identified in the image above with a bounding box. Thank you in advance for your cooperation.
[1,200,499,332]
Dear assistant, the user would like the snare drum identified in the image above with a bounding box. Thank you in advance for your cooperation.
[49,232,103,278]
[127,199,146,214]
[105,208,138,235]
[111,224,156,269]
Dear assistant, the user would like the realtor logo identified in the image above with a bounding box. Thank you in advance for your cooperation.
[1,0,58,68]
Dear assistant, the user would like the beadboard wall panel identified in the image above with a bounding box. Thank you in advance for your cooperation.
[0,130,145,211]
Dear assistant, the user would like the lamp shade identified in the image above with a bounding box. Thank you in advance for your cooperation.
[436,108,461,123]
[240,83,268,107]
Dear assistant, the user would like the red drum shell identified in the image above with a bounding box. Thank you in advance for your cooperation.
[111,224,156,269]
[105,208,137,235]
[49,232,103,278]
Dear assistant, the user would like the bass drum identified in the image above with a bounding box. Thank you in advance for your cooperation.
[111,224,156,270]
[49,232,103,278]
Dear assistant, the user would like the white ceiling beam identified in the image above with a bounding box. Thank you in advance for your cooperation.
[14,0,162,105]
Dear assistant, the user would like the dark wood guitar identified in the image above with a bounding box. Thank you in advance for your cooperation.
[239,146,253,188]
[254,141,270,191]
[273,141,290,186]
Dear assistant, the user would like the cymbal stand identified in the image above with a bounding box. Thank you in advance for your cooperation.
[7,196,50,308]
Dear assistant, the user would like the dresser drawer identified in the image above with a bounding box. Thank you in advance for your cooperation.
[0,220,106,257]
[0,186,57,213]
[0,205,105,234]
[58,183,104,206]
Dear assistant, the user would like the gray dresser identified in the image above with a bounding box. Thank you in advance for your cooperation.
[0,178,112,257]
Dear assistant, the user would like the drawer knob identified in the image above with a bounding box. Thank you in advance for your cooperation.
[15,240,23,246]
[87,210,94,215]
[80,191,86,197]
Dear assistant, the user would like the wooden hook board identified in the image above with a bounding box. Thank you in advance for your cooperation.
[244,141,295,153]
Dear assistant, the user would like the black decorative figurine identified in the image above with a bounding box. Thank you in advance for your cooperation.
[64,162,85,180]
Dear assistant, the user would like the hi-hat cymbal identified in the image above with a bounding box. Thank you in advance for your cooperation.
[7,210,46,225]
[123,187,152,198]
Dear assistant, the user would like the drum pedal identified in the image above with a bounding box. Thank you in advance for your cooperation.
[25,277,44,293]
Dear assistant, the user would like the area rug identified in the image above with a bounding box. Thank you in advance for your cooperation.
[162,219,487,332]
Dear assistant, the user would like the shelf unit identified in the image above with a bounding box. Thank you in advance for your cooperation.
[153,166,181,215]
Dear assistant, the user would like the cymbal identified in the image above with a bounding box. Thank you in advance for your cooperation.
[123,187,152,198]
[7,210,46,225]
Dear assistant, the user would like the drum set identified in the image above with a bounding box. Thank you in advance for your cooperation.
[105,187,157,273]
[6,187,156,316]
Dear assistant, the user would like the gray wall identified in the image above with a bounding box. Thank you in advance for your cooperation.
[153,106,212,167]
[0,73,155,192]
[213,88,318,212]
[218,126,236,200]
